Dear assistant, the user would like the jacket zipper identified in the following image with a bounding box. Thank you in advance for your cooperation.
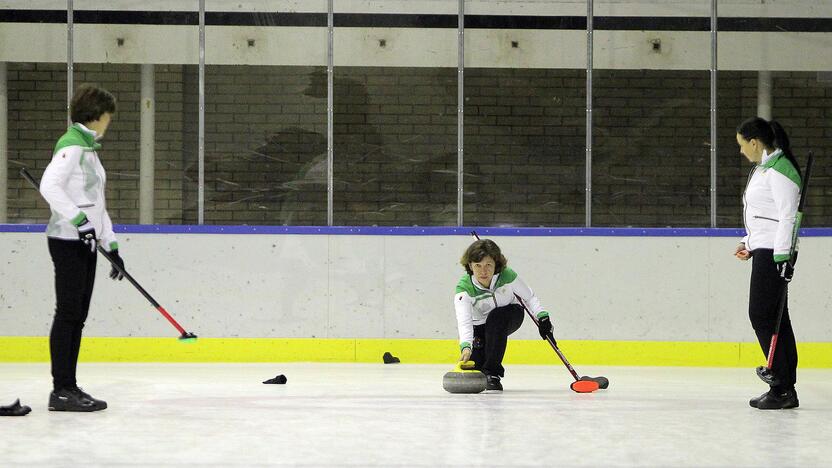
[753,215,779,223]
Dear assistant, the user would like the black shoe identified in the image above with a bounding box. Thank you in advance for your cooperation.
[749,391,769,408]
[485,375,503,392]
[73,387,107,410]
[756,389,799,410]
[49,388,107,412]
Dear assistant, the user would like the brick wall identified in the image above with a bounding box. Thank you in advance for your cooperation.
[4,63,830,227]
[5,62,187,224]
[717,71,832,228]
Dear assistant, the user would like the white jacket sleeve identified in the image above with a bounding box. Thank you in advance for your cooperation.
[454,292,475,347]
[511,275,548,318]
[770,171,800,259]
[40,147,85,225]
[99,208,118,251]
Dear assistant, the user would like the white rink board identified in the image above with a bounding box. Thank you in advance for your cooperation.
[1,232,831,342]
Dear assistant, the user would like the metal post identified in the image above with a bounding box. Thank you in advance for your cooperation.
[198,0,205,224]
[140,64,155,224]
[327,0,334,226]
[757,70,772,120]
[585,0,594,227]
[457,0,464,227]
[67,0,74,124]
[0,62,7,223]
[710,0,718,228]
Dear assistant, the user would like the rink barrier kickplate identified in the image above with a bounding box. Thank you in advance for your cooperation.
[1,337,831,367]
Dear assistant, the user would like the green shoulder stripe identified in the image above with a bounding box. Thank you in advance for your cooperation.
[762,154,801,187]
[494,267,517,288]
[455,274,477,296]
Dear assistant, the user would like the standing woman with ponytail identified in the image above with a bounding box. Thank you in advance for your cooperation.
[734,117,802,410]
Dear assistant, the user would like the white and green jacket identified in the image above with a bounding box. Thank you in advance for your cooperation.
[40,123,118,251]
[742,148,801,262]
[454,267,548,350]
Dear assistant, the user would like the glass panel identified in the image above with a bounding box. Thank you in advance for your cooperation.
[716,70,755,228]
[199,7,328,225]
[64,1,199,224]
[178,63,200,225]
[461,0,586,227]
[589,4,712,227]
[463,68,586,226]
[6,62,69,223]
[74,63,188,224]
[70,63,195,225]
[717,4,832,229]
[592,69,711,227]
[718,71,832,227]
[332,67,457,226]
[203,64,327,225]
[331,2,458,226]
[775,72,831,226]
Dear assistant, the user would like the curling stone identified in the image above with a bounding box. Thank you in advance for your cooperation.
[442,361,487,394]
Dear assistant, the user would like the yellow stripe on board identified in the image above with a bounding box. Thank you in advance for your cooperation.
[1,337,831,367]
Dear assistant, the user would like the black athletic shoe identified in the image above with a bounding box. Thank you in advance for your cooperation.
[73,387,107,410]
[48,388,107,412]
[756,389,799,410]
[749,391,769,408]
[485,375,503,392]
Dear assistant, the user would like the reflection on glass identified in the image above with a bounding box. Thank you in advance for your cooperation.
[463,69,585,227]
[333,67,457,226]
[202,66,327,225]
[592,70,711,227]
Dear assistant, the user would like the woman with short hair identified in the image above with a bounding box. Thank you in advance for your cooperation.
[454,239,552,391]
[40,84,124,412]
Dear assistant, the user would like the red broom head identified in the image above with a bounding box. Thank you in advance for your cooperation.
[570,379,600,393]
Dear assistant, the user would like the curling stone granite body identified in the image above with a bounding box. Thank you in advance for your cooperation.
[442,369,487,394]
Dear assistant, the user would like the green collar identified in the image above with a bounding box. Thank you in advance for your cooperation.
[758,148,801,186]
[70,123,102,150]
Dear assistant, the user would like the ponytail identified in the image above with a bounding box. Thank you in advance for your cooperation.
[769,120,801,179]
[737,117,802,180]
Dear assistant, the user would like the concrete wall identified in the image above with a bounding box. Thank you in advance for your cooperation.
[1,14,831,71]
[2,231,831,342]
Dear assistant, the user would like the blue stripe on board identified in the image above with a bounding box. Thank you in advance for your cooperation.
[4,224,832,237]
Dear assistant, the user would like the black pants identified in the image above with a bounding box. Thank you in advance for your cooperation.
[48,237,97,391]
[471,304,525,378]
[749,249,798,391]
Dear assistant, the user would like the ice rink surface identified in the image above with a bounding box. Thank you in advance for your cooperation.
[1,363,831,467]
